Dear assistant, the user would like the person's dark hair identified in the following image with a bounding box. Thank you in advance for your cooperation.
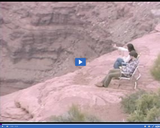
[127,43,136,52]
[129,51,138,58]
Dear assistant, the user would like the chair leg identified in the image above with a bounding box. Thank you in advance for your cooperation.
[137,73,141,80]
[131,76,137,90]
[137,69,141,80]
[134,81,137,90]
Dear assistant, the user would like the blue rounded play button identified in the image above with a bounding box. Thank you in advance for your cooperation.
[75,58,86,66]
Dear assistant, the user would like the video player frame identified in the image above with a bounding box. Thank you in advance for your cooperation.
[1,1,160,125]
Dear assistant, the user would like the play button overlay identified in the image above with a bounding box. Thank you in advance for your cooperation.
[75,58,86,66]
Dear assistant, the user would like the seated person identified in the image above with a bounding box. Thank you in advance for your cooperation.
[96,51,139,87]
[113,43,136,69]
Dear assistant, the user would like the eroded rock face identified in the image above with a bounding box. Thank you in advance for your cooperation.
[0,2,160,95]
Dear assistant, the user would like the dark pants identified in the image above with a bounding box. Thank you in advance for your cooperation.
[113,58,125,69]
[102,69,122,87]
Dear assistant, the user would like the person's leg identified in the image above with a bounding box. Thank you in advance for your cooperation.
[103,69,122,87]
[101,69,120,83]
[122,62,127,66]
[117,58,124,63]
[113,61,119,69]
[96,69,121,87]
[113,58,124,69]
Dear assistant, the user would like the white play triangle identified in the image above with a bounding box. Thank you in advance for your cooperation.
[79,60,82,64]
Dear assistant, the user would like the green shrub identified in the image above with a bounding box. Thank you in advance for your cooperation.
[151,54,160,81]
[49,105,101,122]
[121,90,146,114]
[144,107,160,121]
[127,110,145,122]
[122,90,160,122]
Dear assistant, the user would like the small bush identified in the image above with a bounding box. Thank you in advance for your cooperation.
[144,107,160,121]
[121,90,160,122]
[121,90,146,114]
[49,105,101,122]
[151,54,160,81]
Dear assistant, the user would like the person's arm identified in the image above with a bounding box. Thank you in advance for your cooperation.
[123,55,131,63]
[113,44,128,52]
[117,47,128,52]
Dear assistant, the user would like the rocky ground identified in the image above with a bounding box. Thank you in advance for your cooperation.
[1,2,160,96]
[0,26,160,121]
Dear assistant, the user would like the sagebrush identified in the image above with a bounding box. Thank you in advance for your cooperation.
[49,105,101,122]
[151,54,160,81]
[121,90,146,114]
[121,90,160,122]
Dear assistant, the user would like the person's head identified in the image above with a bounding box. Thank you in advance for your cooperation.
[127,43,135,52]
[129,50,138,59]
